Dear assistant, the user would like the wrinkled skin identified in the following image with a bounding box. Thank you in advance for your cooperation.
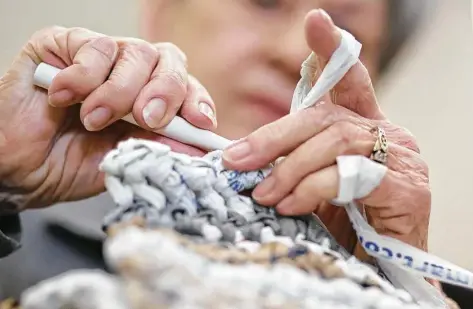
[222,11,430,254]
[0,27,212,209]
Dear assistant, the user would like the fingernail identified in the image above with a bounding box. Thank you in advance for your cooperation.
[83,107,112,131]
[223,139,251,162]
[48,89,74,107]
[143,98,167,129]
[276,195,295,214]
[252,176,276,200]
[318,9,333,23]
[198,102,217,127]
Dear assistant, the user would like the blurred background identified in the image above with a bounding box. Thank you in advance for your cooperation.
[0,0,472,300]
[377,0,473,270]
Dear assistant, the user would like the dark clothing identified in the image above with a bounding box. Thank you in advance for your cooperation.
[0,214,21,258]
[0,193,112,299]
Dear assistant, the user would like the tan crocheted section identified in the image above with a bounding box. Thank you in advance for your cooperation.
[0,299,20,309]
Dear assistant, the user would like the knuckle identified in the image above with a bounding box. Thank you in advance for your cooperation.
[137,42,158,63]
[400,129,420,153]
[106,72,134,98]
[302,102,333,124]
[414,155,430,179]
[67,26,89,33]
[294,103,340,135]
[157,69,188,94]
[156,42,187,63]
[188,75,209,95]
[292,185,307,203]
[88,36,118,64]
[398,151,429,180]
[67,66,96,96]
[62,27,91,44]
[421,160,430,178]
[410,193,431,234]
[259,123,285,144]
[387,124,421,153]
[269,166,287,189]
[401,212,418,233]
[297,175,320,202]
[125,39,158,65]
[245,124,282,156]
[399,126,416,139]
[331,121,359,149]
[61,28,100,61]
[28,26,66,55]
[273,157,297,182]
[407,181,431,221]
[398,216,416,236]
[66,26,90,36]
[417,182,432,209]
[405,140,420,154]
[75,64,93,80]
[322,103,342,120]
[299,107,318,127]
[32,25,66,40]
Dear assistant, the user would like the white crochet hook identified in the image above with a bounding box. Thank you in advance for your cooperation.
[33,62,233,151]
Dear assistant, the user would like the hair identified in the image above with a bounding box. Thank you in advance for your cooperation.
[379,0,437,74]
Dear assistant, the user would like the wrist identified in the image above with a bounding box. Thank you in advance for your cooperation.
[0,151,42,213]
[0,184,28,215]
[0,128,55,212]
[0,157,36,213]
[0,167,55,212]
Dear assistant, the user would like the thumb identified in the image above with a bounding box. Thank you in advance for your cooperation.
[304,9,384,120]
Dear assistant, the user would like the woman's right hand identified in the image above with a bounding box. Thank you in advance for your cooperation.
[0,26,217,212]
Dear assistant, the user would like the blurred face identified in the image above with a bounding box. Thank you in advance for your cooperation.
[140,0,388,139]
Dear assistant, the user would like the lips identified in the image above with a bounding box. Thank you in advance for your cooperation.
[241,77,294,118]
[243,91,292,122]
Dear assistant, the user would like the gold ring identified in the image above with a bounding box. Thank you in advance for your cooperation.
[370,126,388,165]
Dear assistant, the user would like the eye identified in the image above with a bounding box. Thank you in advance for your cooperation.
[251,0,283,10]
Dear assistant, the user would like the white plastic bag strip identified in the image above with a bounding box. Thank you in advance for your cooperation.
[345,200,468,307]
[332,156,450,308]
[292,33,362,112]
[291,27,473,307]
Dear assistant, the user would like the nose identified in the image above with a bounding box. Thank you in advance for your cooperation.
[267,16,311,82]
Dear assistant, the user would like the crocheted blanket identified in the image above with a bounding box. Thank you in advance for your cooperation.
[0,138,453,309]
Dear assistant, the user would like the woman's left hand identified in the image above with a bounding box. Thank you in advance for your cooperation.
[222,9,431,253]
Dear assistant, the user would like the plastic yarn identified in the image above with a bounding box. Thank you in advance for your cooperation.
[14,138,440,309]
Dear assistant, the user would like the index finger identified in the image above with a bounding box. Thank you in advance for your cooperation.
[222,102,342,171]
[305,9,385,120]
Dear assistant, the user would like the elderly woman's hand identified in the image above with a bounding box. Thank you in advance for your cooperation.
[222,10,430,253]
[0,26,216,211]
